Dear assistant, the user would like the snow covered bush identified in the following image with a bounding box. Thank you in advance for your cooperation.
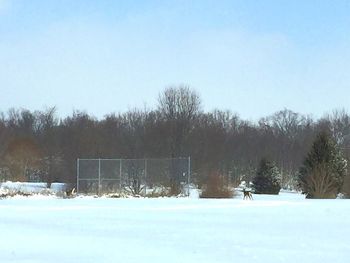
[252,158,281,195]
[144,185,171,197]
[0,182,49,197]
[168,178,182,196]
[298,132,347,199]
[0,181,73,198]
[200,172,234,198]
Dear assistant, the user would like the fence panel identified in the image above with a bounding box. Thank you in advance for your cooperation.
[77,157,190,196]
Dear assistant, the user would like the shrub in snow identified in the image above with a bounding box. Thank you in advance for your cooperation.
[298,132,347,199]
[144,183,189,198]
[144,180,183,197]
[169,178,182,196]
[125,179,145,196]
[200,172,234,198]
[0,181,74,198]
[145,186,171,197]
[106,192,132,198]
[0,181,50,197]
[252,158,281,195]
[341,173,350,198]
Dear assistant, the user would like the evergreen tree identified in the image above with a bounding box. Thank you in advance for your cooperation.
[298,132,347,198]
[252,158,281,194]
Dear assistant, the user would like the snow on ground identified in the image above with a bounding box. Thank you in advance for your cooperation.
[0,192,349,263]
[0,181,48,194]
[0,181,68,195]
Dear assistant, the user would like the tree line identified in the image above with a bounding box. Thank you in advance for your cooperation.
[1,86,350,193]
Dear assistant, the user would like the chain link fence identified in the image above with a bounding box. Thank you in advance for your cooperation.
[77,157,191,196]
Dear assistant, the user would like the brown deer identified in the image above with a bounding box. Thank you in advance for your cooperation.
[243,188,253,200]
[65,187,76,198]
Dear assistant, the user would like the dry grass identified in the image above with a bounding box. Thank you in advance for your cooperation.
[200,173,234,198]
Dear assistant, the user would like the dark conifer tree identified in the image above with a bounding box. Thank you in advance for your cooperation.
[298,132,347,198]
[253,158,281,194]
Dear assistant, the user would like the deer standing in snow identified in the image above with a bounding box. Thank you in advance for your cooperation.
[243,188,253,200]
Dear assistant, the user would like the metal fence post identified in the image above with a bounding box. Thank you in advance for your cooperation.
[119,159,122,191]
[188,156,191,197]
[144,158,147,195]
[98,158,101,196]
[76,158,80,194]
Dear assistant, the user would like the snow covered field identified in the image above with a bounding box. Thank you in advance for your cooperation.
[0,192,349,263]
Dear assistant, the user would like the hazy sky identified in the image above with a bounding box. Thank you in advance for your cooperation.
[1,0,350,120]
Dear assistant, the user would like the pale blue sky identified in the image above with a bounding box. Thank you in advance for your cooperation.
[1,0,350,120]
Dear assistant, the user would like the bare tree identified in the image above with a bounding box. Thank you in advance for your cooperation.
[323,109,350,145]
[261,109,311,188]
[2,137,42,181]
[157,85,201,157]
[36,107,62,186]
[59,111,100,184]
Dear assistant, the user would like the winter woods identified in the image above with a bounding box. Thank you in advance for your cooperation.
[0,86,350,198]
